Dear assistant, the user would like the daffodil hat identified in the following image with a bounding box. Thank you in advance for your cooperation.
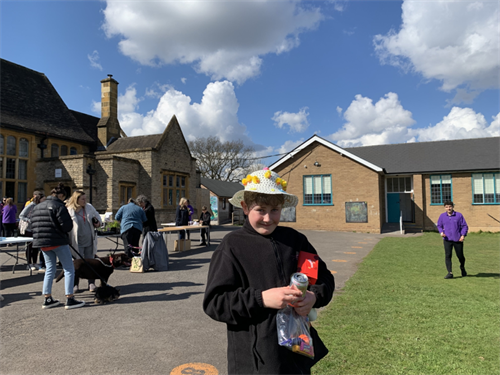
[229,168,298,209]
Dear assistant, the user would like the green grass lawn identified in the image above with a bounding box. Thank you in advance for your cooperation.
[313,232,500,375]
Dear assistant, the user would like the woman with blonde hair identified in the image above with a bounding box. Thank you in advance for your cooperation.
[175,197,189,241]
[66,190,102,292]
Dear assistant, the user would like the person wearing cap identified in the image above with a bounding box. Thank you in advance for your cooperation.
[203,168,335,374]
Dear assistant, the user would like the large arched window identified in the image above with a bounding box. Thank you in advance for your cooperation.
[60,145,68,156]
[70,147,77,155]
[51,144,59,157]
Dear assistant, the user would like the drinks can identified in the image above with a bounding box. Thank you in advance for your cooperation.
[290,272,308,297]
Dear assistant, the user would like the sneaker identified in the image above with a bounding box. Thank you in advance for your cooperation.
[444,273,453,279]
[89,283,96,292]
[42,296,60,309]
[461,268,467,277]
[65,297,85,310]
[30,264,37,271]
[38,267,46,273]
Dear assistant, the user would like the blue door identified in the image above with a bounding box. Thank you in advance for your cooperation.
[387,194,400,223]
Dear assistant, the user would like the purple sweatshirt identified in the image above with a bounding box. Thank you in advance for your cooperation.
[2,204,17,224]
[437,211,468,242]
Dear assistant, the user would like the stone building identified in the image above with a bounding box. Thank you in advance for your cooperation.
[200,177,243,224]
[1,58,205,222]
[270,135,500,233]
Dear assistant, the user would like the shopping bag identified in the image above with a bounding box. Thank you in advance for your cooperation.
[297,251,319,285]
[129,256,144,273]
[19,220,29,235]
[276,305,314,359]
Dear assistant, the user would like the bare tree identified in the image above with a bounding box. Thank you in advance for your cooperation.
[189,136,255,182]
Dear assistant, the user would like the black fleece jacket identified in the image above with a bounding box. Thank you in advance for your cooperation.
[31,196,73,248]
[203,220,335,374]
[142,201,158,233]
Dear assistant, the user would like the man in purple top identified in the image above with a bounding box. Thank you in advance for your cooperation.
[437,200,468,279]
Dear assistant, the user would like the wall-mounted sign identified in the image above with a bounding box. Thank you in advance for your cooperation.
[55,168,62,178]
[345,202,368,223]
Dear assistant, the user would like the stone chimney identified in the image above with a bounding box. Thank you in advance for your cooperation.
[97,74,121,147]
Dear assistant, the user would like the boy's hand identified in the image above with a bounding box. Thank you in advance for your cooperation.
[262,286,303,310]
[292,290,316,317]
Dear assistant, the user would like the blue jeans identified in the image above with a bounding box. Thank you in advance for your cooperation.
[42,245,75,296]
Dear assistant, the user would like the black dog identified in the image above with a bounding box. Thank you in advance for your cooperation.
[94,285,121,304]
[55,253,129,288]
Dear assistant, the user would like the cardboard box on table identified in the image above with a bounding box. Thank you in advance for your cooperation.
[174,239,191,251]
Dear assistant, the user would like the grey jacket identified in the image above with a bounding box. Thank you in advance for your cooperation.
[141,231,169,271]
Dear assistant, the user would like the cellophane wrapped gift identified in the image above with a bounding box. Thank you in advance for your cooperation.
[276,305,314,359]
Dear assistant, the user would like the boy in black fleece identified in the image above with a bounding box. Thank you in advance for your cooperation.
[203,168,335,374]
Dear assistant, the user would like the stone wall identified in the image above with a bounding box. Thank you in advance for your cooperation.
[274,143,383,233]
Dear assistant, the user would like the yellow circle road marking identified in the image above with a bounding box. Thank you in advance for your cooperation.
[344,252,356,254]
[332,259,347,262]
[351,246,363,248]
[170,363,218,375]
[330,270,337,274]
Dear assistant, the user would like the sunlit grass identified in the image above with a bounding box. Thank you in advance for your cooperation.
[313,232,500,375]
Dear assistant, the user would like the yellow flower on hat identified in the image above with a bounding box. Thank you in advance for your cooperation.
[252,176,260,184]
[242,178,248,186]
[247,174,252,180]
[264,170,272,179]
[276,178,282,185]
[281,180,287,191]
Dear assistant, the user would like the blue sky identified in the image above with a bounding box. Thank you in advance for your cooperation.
[1,0,499,164]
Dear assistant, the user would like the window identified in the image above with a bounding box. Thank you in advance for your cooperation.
[1,134,30,204]
[472,173,500,204]
[303,175,332,205]
[387,176,412,193]
[51,144,59,157]
[60,145,68,156]
[162,172,189,207]
[70,147,77,155]
[7,136,16,156]
[19,138,29,157]
[430,175,452,205]
[119,183,136,206]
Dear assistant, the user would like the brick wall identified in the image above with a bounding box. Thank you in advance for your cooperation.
[274,143,382,233]
[423,173,500,232]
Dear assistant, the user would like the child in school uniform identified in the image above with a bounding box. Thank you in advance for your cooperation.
[203,168,335,374]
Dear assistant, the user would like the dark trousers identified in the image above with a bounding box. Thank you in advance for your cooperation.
[122,227,142,258]
[24,230,39,264]
[3,223,16,237]
[444,240,465,273]
[201,228,209,243]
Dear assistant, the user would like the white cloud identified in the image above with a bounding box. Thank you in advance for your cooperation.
[336,106,342,116]
[87,50,103,71]
[109,80,258,148]
[374,0,499,102]
[329,92,415,146]
[277,139,305,155]
[329,92,499,147]
[411,107,500,142]
[272,107,310,133]
[102,0,323,84]
[181,78,187,84]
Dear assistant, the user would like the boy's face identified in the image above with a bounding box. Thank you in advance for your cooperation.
[241,201,282,236]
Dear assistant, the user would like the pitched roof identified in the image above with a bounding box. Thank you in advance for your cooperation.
[201,177,243,198]
[0,59,95,144]
[70,110,99,146]
[269,135,383,172]
[105,134,161,152]
[345,137,500,174]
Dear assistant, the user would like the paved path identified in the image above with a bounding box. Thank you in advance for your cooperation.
[0,226,420,375]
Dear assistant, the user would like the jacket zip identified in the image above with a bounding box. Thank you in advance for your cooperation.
[270,237,304,374]
[270,237,287,285]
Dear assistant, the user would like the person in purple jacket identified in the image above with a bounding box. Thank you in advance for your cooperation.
[437,200,468,279]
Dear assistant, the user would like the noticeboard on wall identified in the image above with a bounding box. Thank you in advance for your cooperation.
[345,202,368,223]
[280,207,296,222]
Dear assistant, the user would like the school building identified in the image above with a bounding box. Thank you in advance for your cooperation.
[270,135,500,233]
